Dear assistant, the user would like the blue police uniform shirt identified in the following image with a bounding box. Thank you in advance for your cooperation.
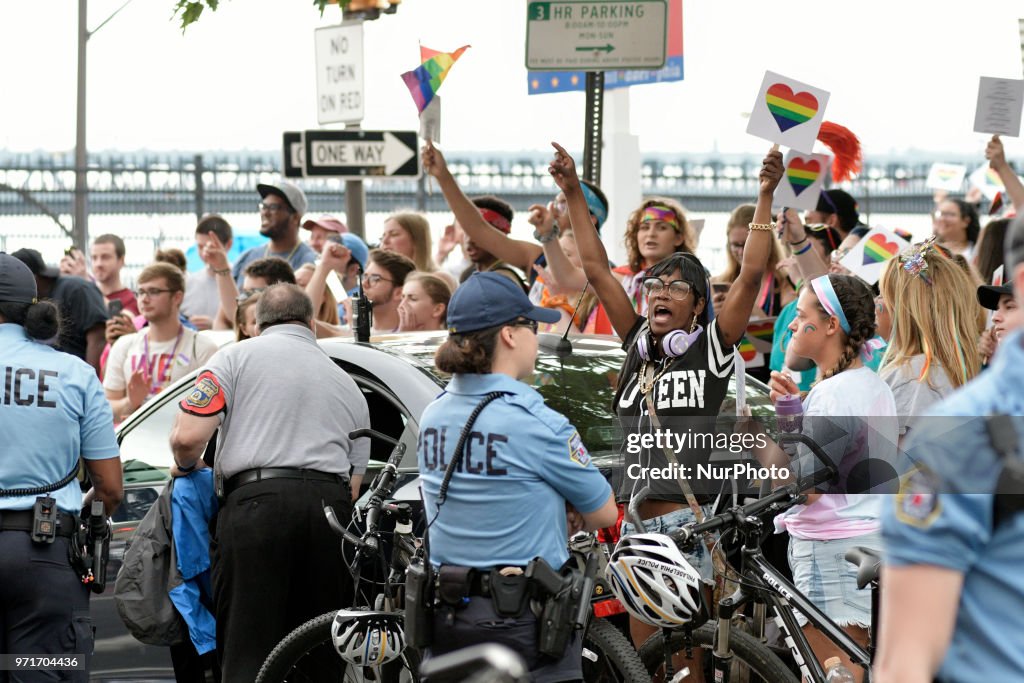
[418,372,612,570]
[0,323,119,514]
[882,329,1024,681]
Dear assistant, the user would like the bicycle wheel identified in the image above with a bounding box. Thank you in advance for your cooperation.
[582,618,651,683]
[638,623,797,683]
[256,611,421,683]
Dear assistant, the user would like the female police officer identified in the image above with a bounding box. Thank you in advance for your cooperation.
[417,270,618,682]
[0,253,123,679]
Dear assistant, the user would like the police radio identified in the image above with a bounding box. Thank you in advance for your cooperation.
[352,264,372,343]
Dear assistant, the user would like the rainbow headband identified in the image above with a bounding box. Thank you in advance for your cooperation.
[479,208,511,233]
[580,183,608,228]
[810,275,851,334]
[640,205,679,228]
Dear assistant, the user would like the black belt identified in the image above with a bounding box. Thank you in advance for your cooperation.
[0,509,78,538]
[467,568,527,598]
[224,468,350,497]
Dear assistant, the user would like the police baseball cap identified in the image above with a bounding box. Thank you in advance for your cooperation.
[11,248,60,279]
[978,282,1014,311]
[0,252,39,304]
[257,180,308,216]
[447,271,560,334]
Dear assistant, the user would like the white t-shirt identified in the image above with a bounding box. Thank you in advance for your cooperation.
[880,355,958,436]
[181,269,221,321]
[776,366,900,540]
[104,326,219,400]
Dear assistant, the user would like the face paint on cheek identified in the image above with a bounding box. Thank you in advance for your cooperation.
[802,324,817,334]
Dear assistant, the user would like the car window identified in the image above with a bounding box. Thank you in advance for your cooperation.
[118,384,192,483]
[335,362,419,469]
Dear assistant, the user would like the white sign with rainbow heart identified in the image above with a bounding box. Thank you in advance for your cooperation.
[746,71,830,154]
[838,226,911,285]
[773,151,831,210]
[925,163,967,192]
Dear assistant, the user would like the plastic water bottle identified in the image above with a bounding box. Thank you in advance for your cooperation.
[824,657,855,682]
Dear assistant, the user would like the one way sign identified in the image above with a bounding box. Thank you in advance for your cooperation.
[303,130,419,179]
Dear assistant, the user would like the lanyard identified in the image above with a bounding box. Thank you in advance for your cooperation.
[141,325,185,391]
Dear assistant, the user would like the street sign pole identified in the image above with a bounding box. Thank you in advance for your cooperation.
[583,71,605,184]
[345,124,367,239]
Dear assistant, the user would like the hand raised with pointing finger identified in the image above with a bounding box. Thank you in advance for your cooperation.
[548,142,581,194]
[203,232,230,271]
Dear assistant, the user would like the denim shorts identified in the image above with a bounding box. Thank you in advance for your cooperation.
[787,532,881,629]
[620,506,715,581]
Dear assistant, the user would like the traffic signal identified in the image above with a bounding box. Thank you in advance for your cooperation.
[342,0,401,20]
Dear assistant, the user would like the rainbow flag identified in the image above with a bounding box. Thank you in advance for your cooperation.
[401,45,469,113]
[745,320,775,353]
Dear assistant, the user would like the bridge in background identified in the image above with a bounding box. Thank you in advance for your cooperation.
[0,149,1004,231]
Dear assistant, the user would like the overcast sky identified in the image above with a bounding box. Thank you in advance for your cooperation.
[4,0,1024,161]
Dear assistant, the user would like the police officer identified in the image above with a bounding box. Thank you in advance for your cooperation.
[875,214,1024,683]
[169,283,370,682]
[0,253,123,681]
[418,272,618,682]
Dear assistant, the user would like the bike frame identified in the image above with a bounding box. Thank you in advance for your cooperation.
[711,537,872,683]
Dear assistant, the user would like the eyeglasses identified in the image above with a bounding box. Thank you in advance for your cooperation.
[258,201,291,214]
[934,210,960,220]
[362,273,393,286]
[235,288,265,303]
[830,248,850,264]
[508,319,539,334]
[641,277,693,301]
[134,287,174,299]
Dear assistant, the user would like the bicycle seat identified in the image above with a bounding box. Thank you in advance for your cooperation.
[845,546,881,589]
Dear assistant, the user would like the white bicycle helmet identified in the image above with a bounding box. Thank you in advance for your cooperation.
[606,533,705,628]
[331,610,406,667]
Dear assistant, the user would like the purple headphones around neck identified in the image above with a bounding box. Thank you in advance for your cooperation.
[636,323,704,361]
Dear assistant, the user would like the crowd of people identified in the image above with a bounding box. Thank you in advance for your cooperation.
[1,129,1023,683]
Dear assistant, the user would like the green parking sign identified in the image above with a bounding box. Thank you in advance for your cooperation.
[529,2,551,20]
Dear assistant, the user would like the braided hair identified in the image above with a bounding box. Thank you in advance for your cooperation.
[814,274,876,382]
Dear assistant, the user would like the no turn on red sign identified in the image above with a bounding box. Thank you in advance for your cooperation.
[314,22,365,125]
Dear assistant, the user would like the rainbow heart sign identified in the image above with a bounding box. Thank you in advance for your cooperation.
[925,163,967,192]
[747,71,830,154]
[838,227,911,285]
[766,84,819,132]
[862,233,901,265]
[786,157,821,196]
[775,151,830,211]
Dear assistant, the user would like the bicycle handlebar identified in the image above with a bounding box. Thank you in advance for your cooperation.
[669,432,838,548]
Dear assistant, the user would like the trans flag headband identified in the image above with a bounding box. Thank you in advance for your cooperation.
[580,183,608,229]
[640,205,679,229]
[810,275,851,334]
[809,275,883,363]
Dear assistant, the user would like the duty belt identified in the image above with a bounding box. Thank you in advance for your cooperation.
[0,509,77,538]
[223,467,350,497]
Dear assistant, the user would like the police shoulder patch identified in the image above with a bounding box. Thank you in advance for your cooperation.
[179,371,226,416]
[568,431,590,467]
[894,466,941,528]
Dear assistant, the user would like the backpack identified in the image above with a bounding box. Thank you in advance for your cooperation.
[113,479,189,646]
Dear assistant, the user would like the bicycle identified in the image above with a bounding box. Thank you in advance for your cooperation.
[258,429,650,682]
[256,428,421,683]
[636,433,882,683]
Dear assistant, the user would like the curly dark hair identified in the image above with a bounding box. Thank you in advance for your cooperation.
[812,274,876,382]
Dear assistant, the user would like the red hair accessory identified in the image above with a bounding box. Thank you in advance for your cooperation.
[479,208,511,233]
[817,121,862,182]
